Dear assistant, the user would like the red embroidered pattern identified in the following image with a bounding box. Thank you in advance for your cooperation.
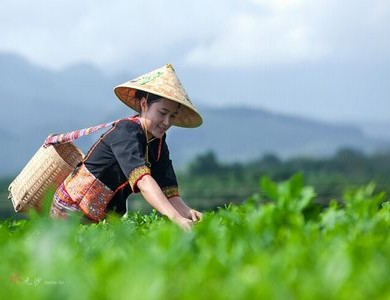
[64,164,114,221]
[50,182,81,219]
[162,186,180,199]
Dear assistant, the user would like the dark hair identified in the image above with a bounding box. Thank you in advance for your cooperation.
[135,90,163,106]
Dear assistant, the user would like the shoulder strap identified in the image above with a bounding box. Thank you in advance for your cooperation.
[44,119,123,146]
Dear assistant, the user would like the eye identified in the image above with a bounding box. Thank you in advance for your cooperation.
[159,111,167,116]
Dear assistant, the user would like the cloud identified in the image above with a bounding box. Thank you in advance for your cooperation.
[0,0,232,71]
[185,0,390,67]
[0,0,389,71]
[185,11,329,67]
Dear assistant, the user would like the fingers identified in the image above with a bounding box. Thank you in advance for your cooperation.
[180,218,194,232]
[190,210,197,221]
[175,210,203,231]
[190,210,203,222]
[196,211,203,221]
[172,215,194,231]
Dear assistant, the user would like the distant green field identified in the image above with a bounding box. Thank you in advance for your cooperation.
[1,174,389,299]
[3,149,390,219]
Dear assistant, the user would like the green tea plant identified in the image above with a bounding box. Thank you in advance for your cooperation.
[0,174,389,300]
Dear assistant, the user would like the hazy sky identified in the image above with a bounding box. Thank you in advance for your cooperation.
[1,0,389,122]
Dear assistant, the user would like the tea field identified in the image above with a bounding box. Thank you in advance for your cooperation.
[1,174,390,299]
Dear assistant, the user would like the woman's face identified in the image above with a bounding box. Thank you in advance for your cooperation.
[141,98,179,139]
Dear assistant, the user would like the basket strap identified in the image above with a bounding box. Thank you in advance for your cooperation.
[44,119,124,146]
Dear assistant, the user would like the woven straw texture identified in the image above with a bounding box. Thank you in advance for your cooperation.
[8,142,84,212]
[114,64,203,128]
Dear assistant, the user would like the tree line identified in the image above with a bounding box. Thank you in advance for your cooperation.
[177,148,390,210]
[1,147,390,218]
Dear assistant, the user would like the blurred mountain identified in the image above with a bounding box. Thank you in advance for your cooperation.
[167,107,390,168]
[354,121,390,141]
[1,52,389,176]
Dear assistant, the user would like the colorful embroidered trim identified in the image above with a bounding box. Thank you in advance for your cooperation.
[128,165,151,192]
[44,119,121,146]
[162,186,180,199]
[50,182,81,219]
[64,164,114,221]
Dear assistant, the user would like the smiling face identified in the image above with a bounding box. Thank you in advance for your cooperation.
[140,97,180,139]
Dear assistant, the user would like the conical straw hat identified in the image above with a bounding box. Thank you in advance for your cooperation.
[114,64,203,128]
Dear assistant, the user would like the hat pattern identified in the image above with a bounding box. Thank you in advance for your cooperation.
[114,64,202,128]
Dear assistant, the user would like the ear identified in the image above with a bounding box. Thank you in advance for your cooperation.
[140,97,148,113]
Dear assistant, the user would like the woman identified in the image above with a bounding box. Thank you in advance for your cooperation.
[50,64,203,231]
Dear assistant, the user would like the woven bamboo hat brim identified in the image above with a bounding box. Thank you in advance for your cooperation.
[114,64,203,128]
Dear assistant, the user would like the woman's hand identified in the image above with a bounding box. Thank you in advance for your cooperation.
[138,176,193,231]
[167,196,203,223]
[172,215,195,231]
[187,209,203,222]
[172,210,202,231]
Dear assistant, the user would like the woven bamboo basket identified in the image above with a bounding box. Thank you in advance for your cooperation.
[8,142,84,212]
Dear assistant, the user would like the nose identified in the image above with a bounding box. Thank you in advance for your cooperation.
[163,115,171,127]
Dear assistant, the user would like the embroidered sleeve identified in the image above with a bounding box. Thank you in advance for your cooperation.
[162,186,180,199]
[128,165,151,193]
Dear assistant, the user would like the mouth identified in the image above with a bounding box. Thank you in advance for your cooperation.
[156,126,167,135]
[158,125,168,132]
